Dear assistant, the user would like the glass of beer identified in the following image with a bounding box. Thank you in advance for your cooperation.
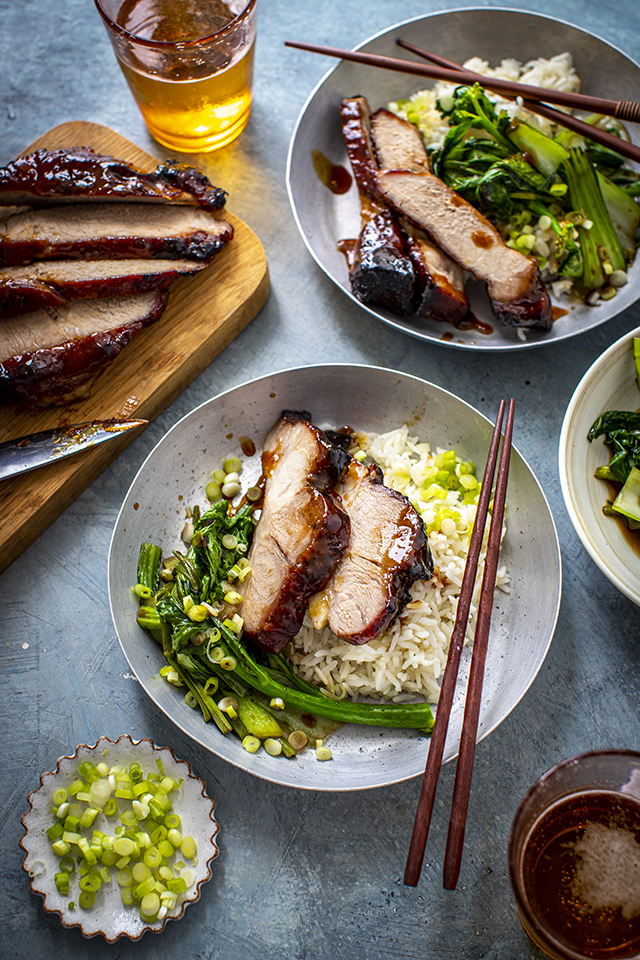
[509,750,640,960]
[94,0,257,153]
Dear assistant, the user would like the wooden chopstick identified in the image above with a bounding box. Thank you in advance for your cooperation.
[442,398,515,890]
[284,39,640,124]
[404,400,507,888]
[396,40,640,167]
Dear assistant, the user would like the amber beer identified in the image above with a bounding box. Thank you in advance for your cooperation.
[96,0,256,152]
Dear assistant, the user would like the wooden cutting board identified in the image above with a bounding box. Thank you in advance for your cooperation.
[0,121,269,575]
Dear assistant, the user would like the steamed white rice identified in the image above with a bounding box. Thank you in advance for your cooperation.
[289,426,509,705]
[389,52,580,150]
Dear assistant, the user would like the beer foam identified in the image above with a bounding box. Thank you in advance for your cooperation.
[572,822,640,919]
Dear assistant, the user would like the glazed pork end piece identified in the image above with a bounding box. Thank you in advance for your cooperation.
[406,230,469,324]
[370,108,431,175]
[310,458,433,645]
[0,148,227,210]
[376,169,552,330]
[0,203,233,267]
[240,412,351,654]
[340,96,379,199]
[340,98,416,315]
[0,290,168,405]
[350,205,416,316]
[0,258,205,318]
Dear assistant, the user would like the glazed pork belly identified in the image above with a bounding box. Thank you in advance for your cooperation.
[240,412,351,654]
[341,96,416,316]
[0,290,168,405]
[0,258,205,318]
[376,169,552,330]
[0,148,227,210]
[369,107,469,324]
[0,203,233,266]
[341,97,469,323]
[309,458,433,645]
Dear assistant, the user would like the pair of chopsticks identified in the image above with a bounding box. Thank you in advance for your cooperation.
[404,399,515,890]
[284,39,640,165]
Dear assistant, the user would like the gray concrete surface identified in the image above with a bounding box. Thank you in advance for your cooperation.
[2,1,640,958]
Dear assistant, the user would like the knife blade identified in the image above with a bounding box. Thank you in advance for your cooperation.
[0,418,148,480]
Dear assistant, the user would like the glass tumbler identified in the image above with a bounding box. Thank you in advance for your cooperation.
[94,0,257,152]
[509,750,640,960]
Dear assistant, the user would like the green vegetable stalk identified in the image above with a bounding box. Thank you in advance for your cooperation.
[134,499,436,756]
[562,148,626,291]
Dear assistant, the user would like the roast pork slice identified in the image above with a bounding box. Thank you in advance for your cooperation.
[240,412,351,654]
[0,290,168,405]
[369,107,469,322]
[341,97,416,314]
[405,230,469,324]
[370,108,431,175]
[376,170,552,330]
[350,203,416,316]
[0,203,233,267]
[0,148,227,210]
[310,459,433,645]
[0,258,205,318]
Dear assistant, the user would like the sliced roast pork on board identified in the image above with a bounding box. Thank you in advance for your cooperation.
[0,258,206,318]
[0,203,233,266]
[0,148,227,210]
[0,290,168,405]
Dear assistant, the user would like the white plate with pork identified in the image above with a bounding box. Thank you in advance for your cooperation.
[108,364,561,790]
[286,8,640,351]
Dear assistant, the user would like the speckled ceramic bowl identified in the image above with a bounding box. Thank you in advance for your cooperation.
[108,364,561,790]
[19,735,219,941]
[559,327,640,605]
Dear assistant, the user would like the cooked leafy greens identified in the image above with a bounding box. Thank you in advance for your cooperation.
[134,500,435,760]
[428,83,639,292]
[588,338,640,528]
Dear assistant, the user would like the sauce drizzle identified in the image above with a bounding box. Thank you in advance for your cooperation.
[311,149,352,195]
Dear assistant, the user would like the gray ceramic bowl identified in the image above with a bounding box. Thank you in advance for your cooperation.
[108,365,561,790]
[286,7,640,352]
[559,327,640,605]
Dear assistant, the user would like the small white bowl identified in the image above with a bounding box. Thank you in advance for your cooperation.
[19,735,219,941]
[559,327,640,605]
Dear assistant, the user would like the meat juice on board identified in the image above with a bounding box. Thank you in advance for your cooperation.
[115,0,255,152]
[522,790,640,959]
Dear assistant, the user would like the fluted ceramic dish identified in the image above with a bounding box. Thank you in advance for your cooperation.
[286,7,640,351]
[19,735,219,941]
[108,364,562,790]
[559,327,640,605]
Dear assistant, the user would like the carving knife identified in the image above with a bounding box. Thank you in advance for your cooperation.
[0,418,148,480]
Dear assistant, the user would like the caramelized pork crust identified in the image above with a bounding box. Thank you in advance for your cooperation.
[0,148,227,210]
[241,412,351,654]
[311,459,433,644]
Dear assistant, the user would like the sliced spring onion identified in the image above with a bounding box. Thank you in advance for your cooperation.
[223,457,242,474]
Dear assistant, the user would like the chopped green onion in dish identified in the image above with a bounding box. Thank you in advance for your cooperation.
[20,736,219,940]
